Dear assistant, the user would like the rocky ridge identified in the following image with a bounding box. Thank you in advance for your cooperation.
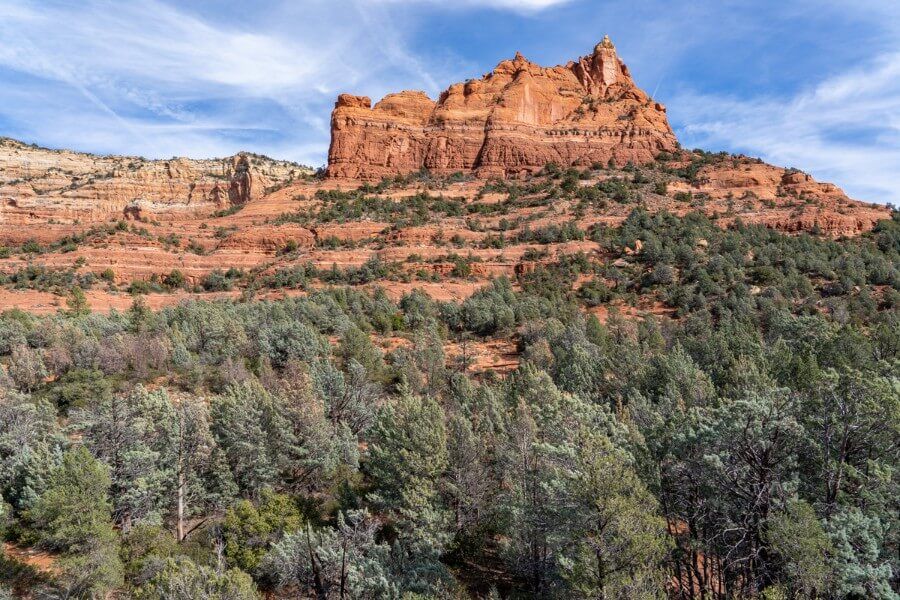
[327,37,677,179]
[0,149,890,314]
[0,137,310,227]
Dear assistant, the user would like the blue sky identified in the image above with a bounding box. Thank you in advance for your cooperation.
[1,0,898,203]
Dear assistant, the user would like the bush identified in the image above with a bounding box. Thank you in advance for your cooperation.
[135,556,258,600]
[8,345,47,392]
[258,321,328,368]
[201,269,235,292]
[222,490,301,574]
[578,279,614,306]
[162,269,186,289]
[42,368,113,413]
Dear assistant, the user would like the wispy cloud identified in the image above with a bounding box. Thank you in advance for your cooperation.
[672,50,900,204]
[0,0,445,162]
[0,1,352,93]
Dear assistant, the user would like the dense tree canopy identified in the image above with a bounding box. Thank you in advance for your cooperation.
[0,208,898,598]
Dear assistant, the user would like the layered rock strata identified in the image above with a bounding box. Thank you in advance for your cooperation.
[0,137,308,224]
[327,36,678,179]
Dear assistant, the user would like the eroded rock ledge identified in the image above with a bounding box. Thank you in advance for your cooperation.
[0,137,308,225]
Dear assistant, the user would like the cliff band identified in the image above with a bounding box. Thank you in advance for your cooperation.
[327,37,678,179]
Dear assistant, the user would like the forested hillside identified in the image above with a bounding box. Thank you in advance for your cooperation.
[1,205,898,598]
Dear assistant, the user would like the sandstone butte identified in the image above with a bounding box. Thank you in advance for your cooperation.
[0,38,893,315]
[327,36,678,179]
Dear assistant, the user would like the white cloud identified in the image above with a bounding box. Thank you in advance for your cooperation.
[0,1,350,95]
[672,51,900,205]
[0,0,450,162]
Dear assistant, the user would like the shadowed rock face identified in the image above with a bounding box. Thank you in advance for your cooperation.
[326,37,678,179]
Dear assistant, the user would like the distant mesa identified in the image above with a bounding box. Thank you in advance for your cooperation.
[326,37,678,179]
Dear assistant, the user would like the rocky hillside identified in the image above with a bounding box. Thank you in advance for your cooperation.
[327,37,677,179]
[0,147,891,314]
[0,38,892,314]
[0,137,311,230]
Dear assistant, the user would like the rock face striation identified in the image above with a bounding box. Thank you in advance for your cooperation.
[0,137,309,224]
[327,37,678,179]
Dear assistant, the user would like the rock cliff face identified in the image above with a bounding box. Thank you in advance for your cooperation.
[0,138,309,224]
[327,37,677,179]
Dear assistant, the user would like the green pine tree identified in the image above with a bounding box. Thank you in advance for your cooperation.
[28,446,123,596]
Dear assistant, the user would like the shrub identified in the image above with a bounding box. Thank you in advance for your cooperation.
[578,279,614,306]
[162,269,186,289]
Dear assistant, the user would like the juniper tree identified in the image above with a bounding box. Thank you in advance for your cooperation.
[210,381,285,496]
[262,509,395,599]
[311,359,378,437]
[7,344,46,393]
[0,391,63,511]
[561,432,670,600]
[135,555,258,600]
[222,489,301,574]
[28,446,124,597]
[763,499,832,598]
[169,394,216,541]
[826,507,897,599]
[73,385,175,529]
[500,365,585,595]
[368,390,451,594]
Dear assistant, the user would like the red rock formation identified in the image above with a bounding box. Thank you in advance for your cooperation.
[327,37,677,179]
[0,138,308,226]
[664,158,891,236]
[218,224,315,253]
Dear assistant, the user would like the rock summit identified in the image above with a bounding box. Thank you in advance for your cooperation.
[326,38,678,179]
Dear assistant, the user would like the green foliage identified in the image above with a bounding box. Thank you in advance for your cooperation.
[211,382,288,495]
[73,386,175,527]
[7,345,46,392]
[65,286,90,316]
[257,320,328,367]
[826,507,897,599]
[0,392,62,511]
[0,207,898,597]
[261,510,395,598]
[336,325,383,374]
[28,447,114,551]
[201,268,238,291]
[578,278,614,306]
[120,523,179,586]
[28,446,123,596]
[765,499,832,597]
[561,432,671,599]
[277,189,466,227]
[368,391,451,593]
[454,278,516,335]
[42,367,111,413]
[223,489,301,574]
[135,556,259,600]
[162,269,186,289]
